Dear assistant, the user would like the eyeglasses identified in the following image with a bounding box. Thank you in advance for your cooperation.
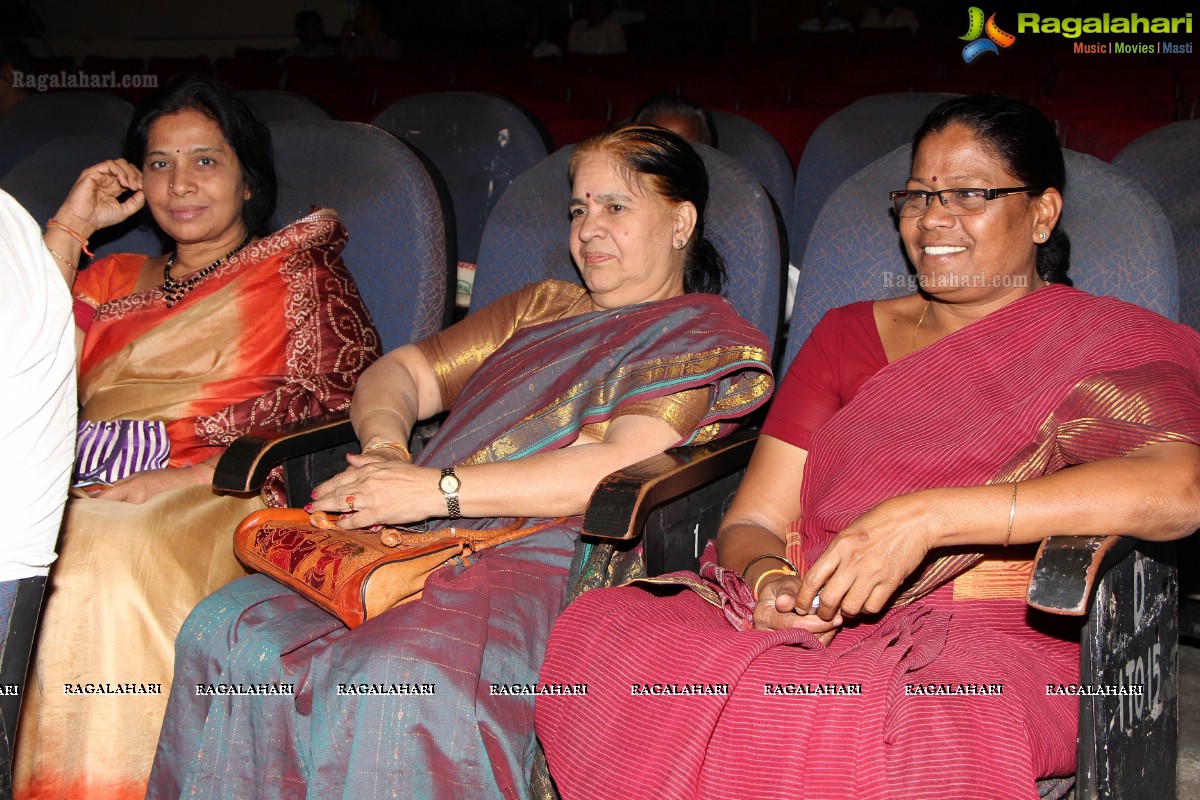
[889,186,1042,218]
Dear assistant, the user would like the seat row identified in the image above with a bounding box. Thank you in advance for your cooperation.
[4,88,1194,310]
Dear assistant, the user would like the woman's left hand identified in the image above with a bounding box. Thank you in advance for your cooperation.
[795,491,943,622]
[94,465,211,504]
[309,452,441,529]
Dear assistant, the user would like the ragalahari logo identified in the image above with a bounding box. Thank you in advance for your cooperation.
[960,7,1017,63]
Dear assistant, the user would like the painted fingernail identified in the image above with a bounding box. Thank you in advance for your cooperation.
[304,503,313,512]
[310,489,318,499]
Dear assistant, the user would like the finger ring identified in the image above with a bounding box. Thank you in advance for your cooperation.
[345,494,356,511]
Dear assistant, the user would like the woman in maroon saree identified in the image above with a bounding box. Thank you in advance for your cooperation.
[536,95,1200,799]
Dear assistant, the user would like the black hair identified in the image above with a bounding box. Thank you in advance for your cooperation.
[631,93,716,147]
[125,74,277,237]
[913,93,1071,285]
[571,123,726,295]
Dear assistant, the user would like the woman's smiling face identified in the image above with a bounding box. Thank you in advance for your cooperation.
[142,108,250,252]
[901,122,1055,304]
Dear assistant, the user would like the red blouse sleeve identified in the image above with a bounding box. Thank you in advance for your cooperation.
[761,301,887,450]
[71,254,144,333]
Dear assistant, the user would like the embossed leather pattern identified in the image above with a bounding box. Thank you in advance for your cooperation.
[270,119,452,350]
[783,143,1178,376]
[373,92,550,265]
[1113,121,1200,330]
[473,143,785,354]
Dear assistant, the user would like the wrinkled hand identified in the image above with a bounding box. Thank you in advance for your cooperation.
[310,451,439,530]
[795,492,941,622]
[754,572,842,644]
[94,465,210,504]
[54,159,145,238]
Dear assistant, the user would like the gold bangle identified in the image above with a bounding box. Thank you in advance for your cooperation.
[47,248,77,271]
[363,440,411,461]
[1004,481,1019,547]
[753,568,796,601]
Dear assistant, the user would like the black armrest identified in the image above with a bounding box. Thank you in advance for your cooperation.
[213,413,355,494]
[1027,535,1135,615]
[581,428,758,540]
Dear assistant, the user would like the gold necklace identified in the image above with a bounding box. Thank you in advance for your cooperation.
[911,301,931,353]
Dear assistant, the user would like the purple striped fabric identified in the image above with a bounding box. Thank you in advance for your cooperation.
[73,419,170,486]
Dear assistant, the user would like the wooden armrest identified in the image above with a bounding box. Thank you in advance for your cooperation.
[214,413,355,494]
[1027,535,1135,615]
[581,428,758,540]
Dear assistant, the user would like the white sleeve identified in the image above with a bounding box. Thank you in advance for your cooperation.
[0,190,77,579]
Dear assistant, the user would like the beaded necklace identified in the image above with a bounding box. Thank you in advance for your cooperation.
[162,236,251,307]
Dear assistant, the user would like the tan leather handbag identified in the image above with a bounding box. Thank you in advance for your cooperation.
[234,508,556,628]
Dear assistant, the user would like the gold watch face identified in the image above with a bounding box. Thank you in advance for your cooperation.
[439,472,461,494]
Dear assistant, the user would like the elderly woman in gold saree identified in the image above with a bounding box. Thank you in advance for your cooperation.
[146,124,773,800]
[20,76,379,800]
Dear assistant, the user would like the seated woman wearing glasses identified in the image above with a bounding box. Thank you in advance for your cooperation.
[537,94,1200,798]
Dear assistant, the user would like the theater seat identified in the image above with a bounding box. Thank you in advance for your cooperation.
[0,92,133,180]
[788,92,958,266]
[710,110,795,233]
[372,92,550,266]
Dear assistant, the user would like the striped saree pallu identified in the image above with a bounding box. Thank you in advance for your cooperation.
[536,285,1200,800]
[147,291,772,800]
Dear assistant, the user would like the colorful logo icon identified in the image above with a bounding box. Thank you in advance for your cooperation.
[960,7,1017,63]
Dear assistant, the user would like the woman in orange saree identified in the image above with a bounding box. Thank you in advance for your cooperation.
[18,77,379,800]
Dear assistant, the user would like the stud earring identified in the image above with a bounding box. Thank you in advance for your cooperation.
[1038,231,1047,240]
[674,239,685,249]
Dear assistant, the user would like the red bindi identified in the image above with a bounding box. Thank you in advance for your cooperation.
[931,176,937,183]
[585,192,591,199]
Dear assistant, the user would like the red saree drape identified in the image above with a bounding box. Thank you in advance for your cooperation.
[537,285,1200,800]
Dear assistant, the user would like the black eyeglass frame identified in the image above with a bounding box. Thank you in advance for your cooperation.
[888,186,1044,217]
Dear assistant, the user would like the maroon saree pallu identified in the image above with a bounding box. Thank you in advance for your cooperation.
[537,285,1200,800]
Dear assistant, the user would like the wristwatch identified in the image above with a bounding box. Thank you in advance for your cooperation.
[439,467,461,519]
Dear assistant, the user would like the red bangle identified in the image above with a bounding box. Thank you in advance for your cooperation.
[47,218,94,258]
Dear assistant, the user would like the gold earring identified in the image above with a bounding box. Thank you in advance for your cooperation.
[674,239,685,249]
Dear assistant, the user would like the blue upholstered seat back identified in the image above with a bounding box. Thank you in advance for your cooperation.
[711,111,795,234]
[237,91,331,123]
[269,119,452,350]
[0,135,165,258]
[0,91,133,180]
[783,142,1178,375]
[789,93,957,264]
[1113,121,1200,330]
[373,92,550,265]
[473,143,785,354]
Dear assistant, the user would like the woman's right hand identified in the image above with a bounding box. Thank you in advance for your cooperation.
[754,572,842,644]
[53,159,145,239]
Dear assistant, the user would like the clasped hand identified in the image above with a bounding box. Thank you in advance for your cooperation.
[790,491,939,624]
[309,450,439,530]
